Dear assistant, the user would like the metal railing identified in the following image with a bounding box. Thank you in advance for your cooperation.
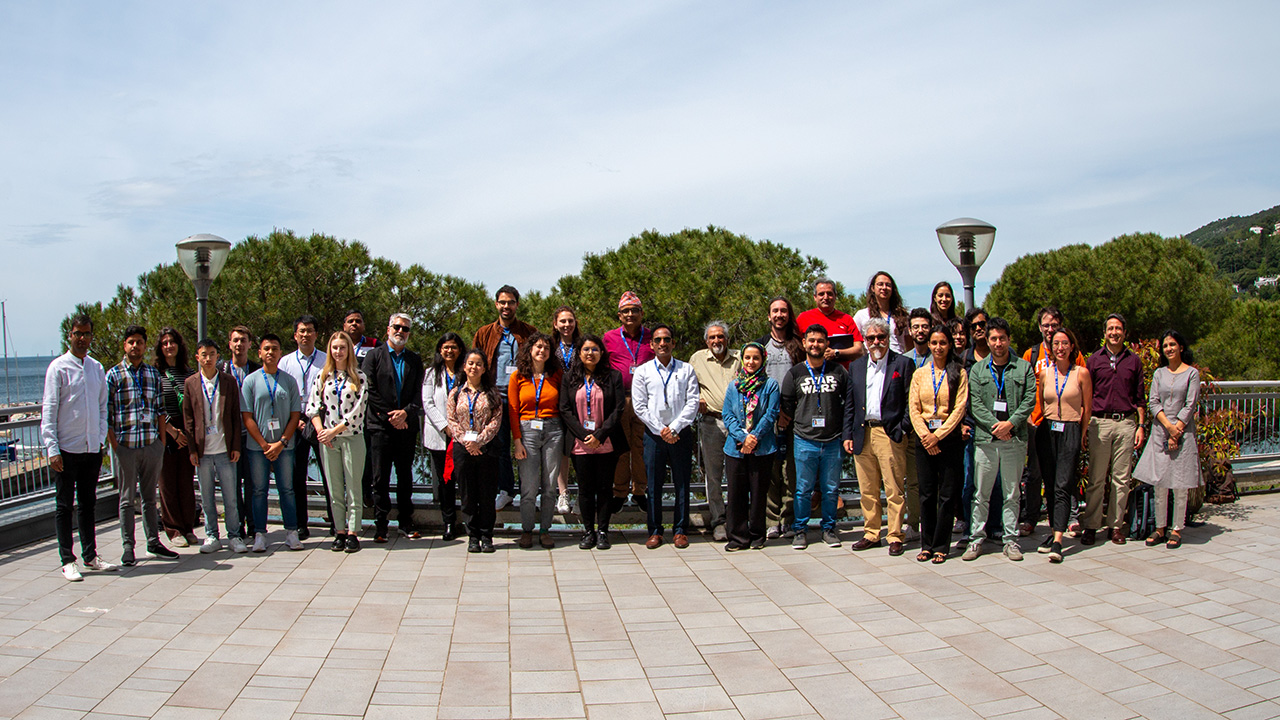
[0,404,116,511]
[1202,381,1280,464]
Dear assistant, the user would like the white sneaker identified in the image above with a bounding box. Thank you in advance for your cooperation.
[495,490,513,511]
[61,563,82,582]
[199,538,222,554]
[84,556,118,572]
[251,532,267,553]
[229,537,248,554]
[285,530,304,551]
[903,525,921,542]
[556,494,570,514]
[170,534,189,548]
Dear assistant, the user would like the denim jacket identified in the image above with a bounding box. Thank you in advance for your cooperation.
[722,378,781,458]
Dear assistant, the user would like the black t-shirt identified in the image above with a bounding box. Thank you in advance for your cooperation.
[991,362,1010,422]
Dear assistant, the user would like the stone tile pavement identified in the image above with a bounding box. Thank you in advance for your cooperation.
[3,494,1280,720]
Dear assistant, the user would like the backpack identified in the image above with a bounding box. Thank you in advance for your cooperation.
[1127,483,1155,540]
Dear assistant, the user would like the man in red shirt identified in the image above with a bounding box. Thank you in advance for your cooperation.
[795,278,864,368]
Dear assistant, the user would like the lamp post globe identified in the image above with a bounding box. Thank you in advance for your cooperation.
[175,234,232,342]
[936,218,996,310]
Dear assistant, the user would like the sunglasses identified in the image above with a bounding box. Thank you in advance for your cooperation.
[653,337,674,344]
[970,321,986,329]
[391,324,411,333]
[864,334,888,341]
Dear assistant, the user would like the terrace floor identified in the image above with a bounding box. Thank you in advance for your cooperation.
[2,494,1280,720]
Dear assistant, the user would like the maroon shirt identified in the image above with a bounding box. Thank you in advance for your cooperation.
[1086,346,1144,415]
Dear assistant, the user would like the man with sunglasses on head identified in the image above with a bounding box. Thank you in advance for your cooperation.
[363,313,425,542]
[473,285,537,511]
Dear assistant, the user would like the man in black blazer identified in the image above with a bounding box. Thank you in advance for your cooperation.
[361,313,425,542]
[842,318,912,556]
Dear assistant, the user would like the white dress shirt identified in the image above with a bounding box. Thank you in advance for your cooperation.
[41,351,109,457]
[279,348,327,414]
[865,354,888,422]
[631,357,700,435]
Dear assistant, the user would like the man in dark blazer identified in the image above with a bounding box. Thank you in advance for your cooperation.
[842,318,912,556]
[361,312,425,542]
[183,339,245,553]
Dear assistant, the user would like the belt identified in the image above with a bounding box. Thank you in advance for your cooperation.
[702,411,722,419]
[1099,411,1136,421]
[865,420,885,428]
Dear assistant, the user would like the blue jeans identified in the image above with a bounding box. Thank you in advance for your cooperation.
[247,448,297,532]
[643,429,693,535]
[197,452,241,540]
[792,436,842,533]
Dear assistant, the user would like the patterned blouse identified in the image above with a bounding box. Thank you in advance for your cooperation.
[446,385,502,449]
[304,369,369,436]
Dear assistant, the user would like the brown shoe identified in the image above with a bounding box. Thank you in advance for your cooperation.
[850,537,880,551]
[1110,528,1127,545]
[518,532,534,549]
[645,534,663,549]
[539,533,555,549]
[673,534,690,549]
[887,541,904,556]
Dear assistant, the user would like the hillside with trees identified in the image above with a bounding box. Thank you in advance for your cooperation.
[1186,204,1280,296]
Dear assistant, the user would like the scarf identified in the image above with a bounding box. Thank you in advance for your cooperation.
[734,342,768,432]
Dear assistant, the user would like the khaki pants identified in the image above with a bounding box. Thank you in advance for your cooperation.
[613,400,648,498]
[1084,416,1137,530]
[854,426,907,543]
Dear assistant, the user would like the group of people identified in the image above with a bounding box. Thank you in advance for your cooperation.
[42,274,1203,580]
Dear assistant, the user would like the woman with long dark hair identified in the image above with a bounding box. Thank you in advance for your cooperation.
[908,325,968,563]
[1134,330,1200,550]
[446,349,504,553]
[854,271,910,353]
[551,306,581,514]
[558,335,628,549]
[155,327,199,546]
[510,332,563,548]
[422,332,466,541]
[930,281,957,325]
[1035,328,1092,563]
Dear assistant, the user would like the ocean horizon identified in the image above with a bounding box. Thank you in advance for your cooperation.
[3,355,54,406]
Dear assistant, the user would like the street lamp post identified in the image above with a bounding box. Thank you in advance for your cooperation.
[175,234,232,342]
[936,218,996,311]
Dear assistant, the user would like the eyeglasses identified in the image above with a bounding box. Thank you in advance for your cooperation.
[864,334,887,342]
[391,324,411,333]
[707,335,726,341]
[654,337,674,344]
[70,331,92,338]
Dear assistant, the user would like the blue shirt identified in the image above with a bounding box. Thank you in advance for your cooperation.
[240,368,301,451]
[495,331,518,389]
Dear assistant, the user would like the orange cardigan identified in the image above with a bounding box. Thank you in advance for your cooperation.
[508,368,562,441]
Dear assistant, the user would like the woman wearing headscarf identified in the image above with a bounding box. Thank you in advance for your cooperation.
[722,342,781,551]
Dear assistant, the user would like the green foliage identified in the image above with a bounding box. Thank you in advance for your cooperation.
[543,226,836,358]
[1184,203,1280,294]
[1196,298,1280,380]
[983,233,1233,353]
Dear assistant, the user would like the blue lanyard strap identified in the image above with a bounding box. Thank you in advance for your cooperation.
[533,375,545,419]
[620,328,645,365]
[297,350,317,389]
[332,374,347,419]
[202,373,219,424]
[913,352,927,370]
[1053,363,1071,414]
[444,370,456,393]
[930,362,946,399]
[559,341,573,370]
[989,362,1006,398]
[230,363,246,388]
[804,360,826,411]
[655,359,676,408]
[584,378,595,418]
[126,364,147,410]
[501,327,517,356]
[265,371,281,418]
[465,388,478,429]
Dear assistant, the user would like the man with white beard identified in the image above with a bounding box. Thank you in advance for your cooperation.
[689,321,740,542]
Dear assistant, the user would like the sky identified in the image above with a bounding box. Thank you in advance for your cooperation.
[3,2,1279,355]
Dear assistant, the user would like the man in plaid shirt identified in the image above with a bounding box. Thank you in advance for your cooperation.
[106,325,177,565]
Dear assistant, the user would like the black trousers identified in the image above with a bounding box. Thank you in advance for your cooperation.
[572,451,620,533]
[917,433,963,554]
[236,439,255,537]
[55,451,102,565]
[725,453,773,546]
[1020,422,1044,524]
[496,391,515,495]
[428,448,458,529]
[455,446,499,539]
[1037,420,1082,532]
[370,428,417,534]
[292,424,334,533]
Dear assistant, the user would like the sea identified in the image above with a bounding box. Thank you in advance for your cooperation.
[3,355,54,406]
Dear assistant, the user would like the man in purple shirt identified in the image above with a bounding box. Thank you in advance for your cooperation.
[1083,313,1147,545]
[602,291,654,511]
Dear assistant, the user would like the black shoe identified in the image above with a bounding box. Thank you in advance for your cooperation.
[468,538,481,553]
[331,536,345,552]
[631,494,649,512]
[146,543,179,560]
[297,527,310,541]
[1037,536,1054,554]
[345,535,360,553]
[579,531,597,550]
[1081,529,1097,546]
[121,548,136,567]
[749,537,766,550]
[480,537,495,553]
[608,496,626,514]
[441,523,457,541]
[596,531,611,550]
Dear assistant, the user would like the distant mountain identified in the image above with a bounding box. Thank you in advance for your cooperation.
[1184,204,1280,294]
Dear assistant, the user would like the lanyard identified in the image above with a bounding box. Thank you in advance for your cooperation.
[655,359,676,408]
[912,352,927,370]
[559,341,573,370]
[584,377,595,418]
[501,327,517,358]
[620,328,645,366]
[444,369,456,394]
[989,362,1006,398]
[332,374,347,419]
[533,374,545,419]
[930,362,946,402]
[465,388,478,429]
[297,350,318,391]
[126,363,146,410]
[804,360,826,411]
[202,373,219,425]
[265,371,281,418]
[1053,363,1071,415]
[230,363,246,388]
[390,351,405,397]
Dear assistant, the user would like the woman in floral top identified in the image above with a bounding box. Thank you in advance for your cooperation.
[306,332,369,553]
[447,349,503,553]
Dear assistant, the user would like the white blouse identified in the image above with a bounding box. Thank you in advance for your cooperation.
[304,369,369,436]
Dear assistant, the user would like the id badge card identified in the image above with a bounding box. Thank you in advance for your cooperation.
[583,420,598,431]
[1051,421,1066,433]
[811,417,826,429]
[928,419,944,430]
[266,418,281,433]
[206,425,217,435]
[463,431,480,442]
[993,400,1008,413]
[530,420,544,431]
[505,365,517,376]
[138,410,153,424]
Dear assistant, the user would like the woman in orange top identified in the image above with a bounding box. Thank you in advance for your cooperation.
[908,325,969,563]
[509,332,563,548]
[1036,328,1092,563]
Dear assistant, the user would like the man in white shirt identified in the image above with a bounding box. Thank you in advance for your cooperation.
[278,315,330,539]
[632,324,700,549]
[41,314,116,581]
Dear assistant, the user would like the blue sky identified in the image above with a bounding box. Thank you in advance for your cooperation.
[3,2,1278,354]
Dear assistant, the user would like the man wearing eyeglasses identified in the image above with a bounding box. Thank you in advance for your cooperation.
[602,291,655,512]
[689,321,740,542]
[362,313,425,542]
[472,285,537,510]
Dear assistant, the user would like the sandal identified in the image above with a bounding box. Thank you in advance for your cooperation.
[931,552,947,564]
[1145,530,1166,546]
[1167,531,1182,549]
[916,550,932,562]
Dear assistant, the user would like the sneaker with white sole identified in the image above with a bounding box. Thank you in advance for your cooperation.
[229,537,248,554]
[822,529,841,547]
[556,494,570,514]
[251,532,267,553]
[170,534,189,548]
[199,538,222,554]
[962,540,983,561]
[84,556,118,572]
[61,563,82,581]
[285,530,304,551]
[1003,542,1023,561]
[495,490,513,511]
[903,525,921,542]
[792,532,808,550]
